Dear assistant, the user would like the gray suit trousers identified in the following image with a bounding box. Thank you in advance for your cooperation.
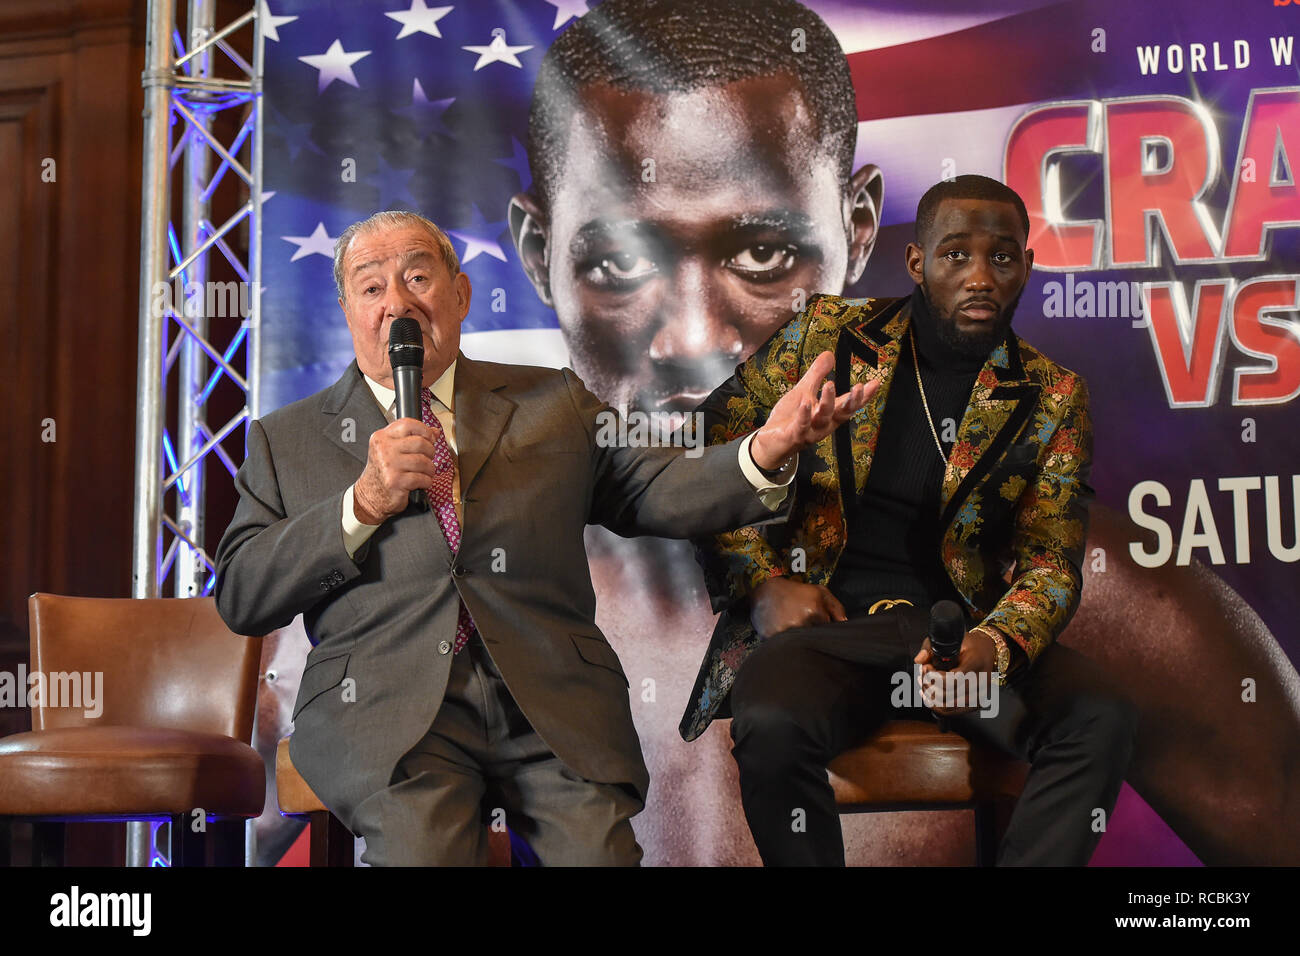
[350,635,644,866]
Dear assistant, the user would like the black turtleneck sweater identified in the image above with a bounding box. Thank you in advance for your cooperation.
[829,287,987,618]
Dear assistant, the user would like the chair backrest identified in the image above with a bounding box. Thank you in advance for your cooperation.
[26,593,261,741]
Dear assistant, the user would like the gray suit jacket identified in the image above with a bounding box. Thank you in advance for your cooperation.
[214,353,785,828]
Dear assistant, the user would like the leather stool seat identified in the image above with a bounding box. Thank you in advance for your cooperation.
[1,595,265,865]
[830,720,1028,807]
[0,726,264,819]
[275,736,326,814]
[828,719,1029,865]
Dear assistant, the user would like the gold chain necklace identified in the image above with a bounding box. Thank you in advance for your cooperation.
[910,329,948,464]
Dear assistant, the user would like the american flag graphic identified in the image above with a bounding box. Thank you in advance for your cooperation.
[258,0,1112,411]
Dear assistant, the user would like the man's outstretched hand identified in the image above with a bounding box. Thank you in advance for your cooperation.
[750,351,876,471]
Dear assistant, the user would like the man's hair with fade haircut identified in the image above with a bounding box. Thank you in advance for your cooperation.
[914,175,1032,247]
[334,210,461,301]
[526,0,860,213]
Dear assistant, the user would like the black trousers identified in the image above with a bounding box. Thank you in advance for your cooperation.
[728,606,1137,866]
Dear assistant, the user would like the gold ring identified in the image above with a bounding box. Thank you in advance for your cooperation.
[867,598,914,615]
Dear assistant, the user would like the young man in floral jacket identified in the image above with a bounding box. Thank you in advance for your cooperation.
[684,176,1137,866]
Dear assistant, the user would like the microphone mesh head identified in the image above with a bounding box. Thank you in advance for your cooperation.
[929,600,967,659]
[388,318,424,368]
[930,600,965,634]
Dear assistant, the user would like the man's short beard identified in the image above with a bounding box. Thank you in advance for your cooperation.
[920,281,1022,359]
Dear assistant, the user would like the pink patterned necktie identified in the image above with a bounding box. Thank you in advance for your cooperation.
[421,387,477,654]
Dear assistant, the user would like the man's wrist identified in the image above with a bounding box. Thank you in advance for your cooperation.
[748,431,796,478]
[341,484,383,562]
[749,429,795,474]
[350,483,386,526]
[972,624,1011,685]
[737,434,795,512]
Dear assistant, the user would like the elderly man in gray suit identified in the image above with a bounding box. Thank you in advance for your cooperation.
[214,210,871,865]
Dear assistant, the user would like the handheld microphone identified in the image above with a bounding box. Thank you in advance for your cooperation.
[387,318,425,509]
[927,599,966,733]
[929,600,965,671]
[388,318,424,418]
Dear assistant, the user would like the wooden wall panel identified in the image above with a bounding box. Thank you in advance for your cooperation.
[0,1,144,728]
[0,0,144,866]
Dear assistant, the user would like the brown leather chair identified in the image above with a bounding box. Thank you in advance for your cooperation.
[828,719,1029,866]
[275,735,513,866]
[0,594,265,866]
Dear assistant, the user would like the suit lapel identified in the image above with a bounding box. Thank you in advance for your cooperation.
[452,353,515,496]
[830,297,910,514]
[321,360,387,466]
[937,333,1040,532]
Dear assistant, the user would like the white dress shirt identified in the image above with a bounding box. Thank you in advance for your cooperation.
[341,360,794,559]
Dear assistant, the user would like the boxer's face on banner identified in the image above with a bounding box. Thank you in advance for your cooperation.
[906,199,1033,358]
[514,74,879,418]
[339,224,471,387]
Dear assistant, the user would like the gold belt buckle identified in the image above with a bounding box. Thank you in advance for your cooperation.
[867,598,914,615]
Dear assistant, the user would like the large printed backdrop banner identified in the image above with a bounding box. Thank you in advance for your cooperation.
[255,0,1300,866]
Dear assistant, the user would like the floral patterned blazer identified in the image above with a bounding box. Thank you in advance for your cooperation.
[679,292,1094,742]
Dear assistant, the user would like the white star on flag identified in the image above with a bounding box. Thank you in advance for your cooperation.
[543,0,589,30]
[386,0,454,39]
[298,40,371,93]
[462,32,533,71]
[282,222,337,262]
[448,209,507,263]
[258,0,297,42]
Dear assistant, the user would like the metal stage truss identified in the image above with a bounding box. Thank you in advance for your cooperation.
[131,0,266,866]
